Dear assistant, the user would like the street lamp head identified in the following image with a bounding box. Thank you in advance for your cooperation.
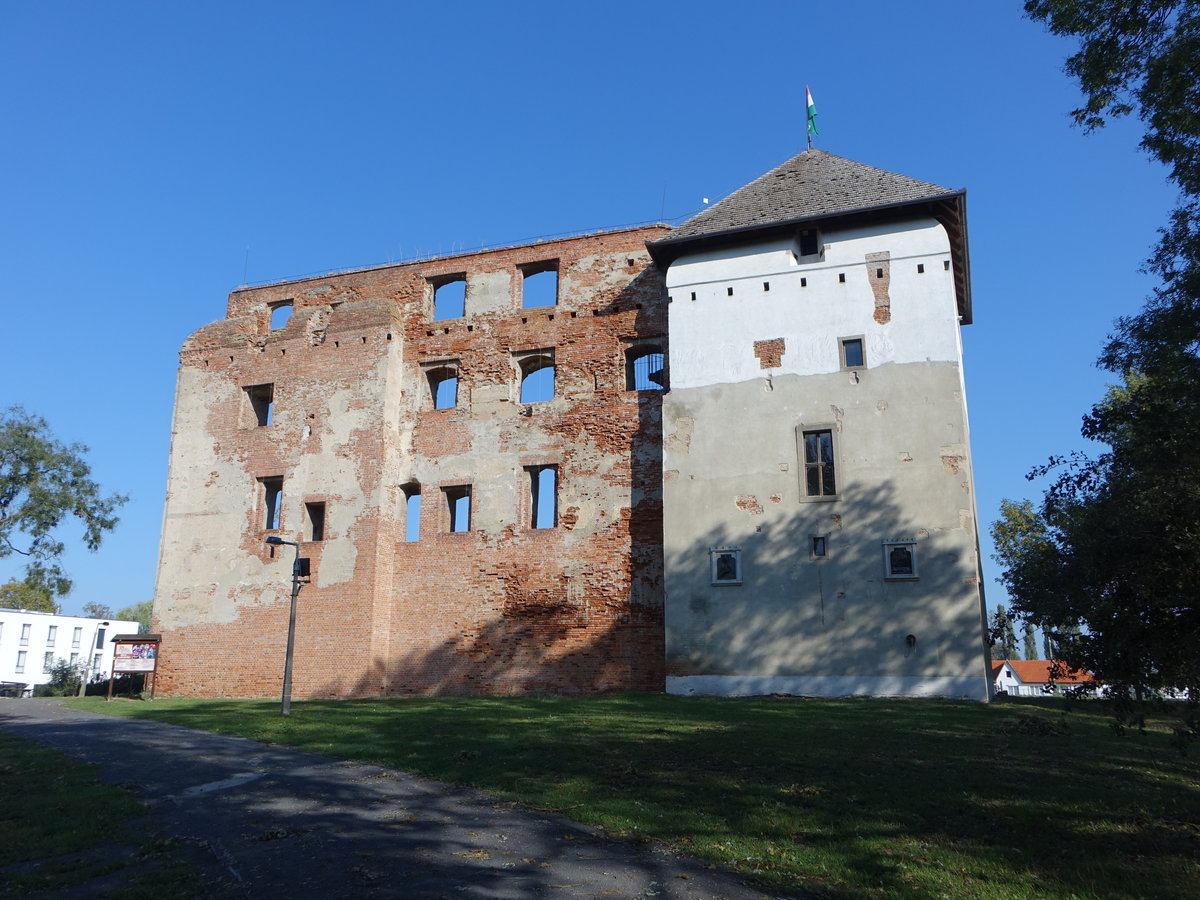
[265,536,285,545]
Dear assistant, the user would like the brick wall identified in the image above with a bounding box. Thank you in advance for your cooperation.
[154,226,669,697]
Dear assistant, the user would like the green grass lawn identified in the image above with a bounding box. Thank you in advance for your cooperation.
[67,694,1199,899]
[0,730,205,897]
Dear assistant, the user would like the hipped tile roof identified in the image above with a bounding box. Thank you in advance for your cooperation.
[655,148,959,244]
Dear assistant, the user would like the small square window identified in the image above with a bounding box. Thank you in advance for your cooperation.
[625,343,667,391]
[269,301,293,330]
[710,547,742,585]
[840,337,865,369]
[432,276,467,320]
[811,535,828,559]
[424,362,460,409]
[883,541,919,580]
[521,262,558,308]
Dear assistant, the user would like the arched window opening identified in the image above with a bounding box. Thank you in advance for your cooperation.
[517,351,555,403]
[626,346,666,391]
[270,301,293,330]
[426,364,459,409]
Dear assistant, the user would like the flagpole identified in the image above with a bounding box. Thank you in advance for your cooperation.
[805,85,817,150]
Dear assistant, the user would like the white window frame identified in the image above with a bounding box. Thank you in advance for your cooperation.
[883,540,919,580]
[710,547,743,586]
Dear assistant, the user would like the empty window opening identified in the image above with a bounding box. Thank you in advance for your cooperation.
[802,429,836,497]
[425,364,459,409]
[527,466,558,529]
[260,476,283,530]
[763,281,770,291]
[517,351,555,403]
[917,263,925,274]
[246,383,274,426]
[840,337,865,369]
[270,301,293,330]
[521,264,558,308]
[798,229,820,257]
[727,286,734,296]
[403,484,421,542]
[433,277,466,320]
[800,278,807,287]
[626,345,667,391]
[811,535,828,558]
[305,501,326,542]
[944,260,951,271]
[690,292,696,301]
[838,273,846,283]
[443,485,471,532]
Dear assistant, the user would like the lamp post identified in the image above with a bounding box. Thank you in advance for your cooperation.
[78,620,109,697]
[265,536,306,716]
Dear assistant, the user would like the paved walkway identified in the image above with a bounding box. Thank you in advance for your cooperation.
[0,700,784,899]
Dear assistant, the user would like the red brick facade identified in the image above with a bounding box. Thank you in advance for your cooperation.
[153,227,669,698]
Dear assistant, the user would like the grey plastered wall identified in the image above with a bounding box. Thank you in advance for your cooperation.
[660,217,990,699]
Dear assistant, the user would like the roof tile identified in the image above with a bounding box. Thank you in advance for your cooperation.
[656,148,957,244]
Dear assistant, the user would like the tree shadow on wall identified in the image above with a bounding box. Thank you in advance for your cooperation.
[664,476,989,689]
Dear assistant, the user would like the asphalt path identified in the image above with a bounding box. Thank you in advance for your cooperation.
[0,699,786,899]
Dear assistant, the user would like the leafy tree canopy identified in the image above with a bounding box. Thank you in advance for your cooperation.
[115,599,152,633]
[1027,0,1200,374]
[0,407,126,601]
[999,5,1200,738]
[0,578,57,613]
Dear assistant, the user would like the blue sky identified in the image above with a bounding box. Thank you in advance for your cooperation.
[0,2,1176,618]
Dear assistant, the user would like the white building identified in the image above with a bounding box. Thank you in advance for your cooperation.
[0,608,139,695]
[649,150,992,700]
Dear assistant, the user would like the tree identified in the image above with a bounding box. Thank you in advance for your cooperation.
[0,578,57,613]
[1026,1,1200,376]
[1006,2,1200,738]
[115,599,152,633]
[1023,622,1039,661]
[0,408,126,602]
[82,602,114,620]
[989,604,1020,660]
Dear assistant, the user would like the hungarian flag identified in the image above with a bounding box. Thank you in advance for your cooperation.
[806,86,818,137]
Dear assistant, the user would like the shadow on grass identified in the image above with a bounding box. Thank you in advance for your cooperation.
[49,694,1200,899]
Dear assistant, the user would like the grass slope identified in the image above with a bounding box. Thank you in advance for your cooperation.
[68,695,1200,899]
[0,729,205,897]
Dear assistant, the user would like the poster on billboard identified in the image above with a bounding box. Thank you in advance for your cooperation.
[112,636,160,673]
